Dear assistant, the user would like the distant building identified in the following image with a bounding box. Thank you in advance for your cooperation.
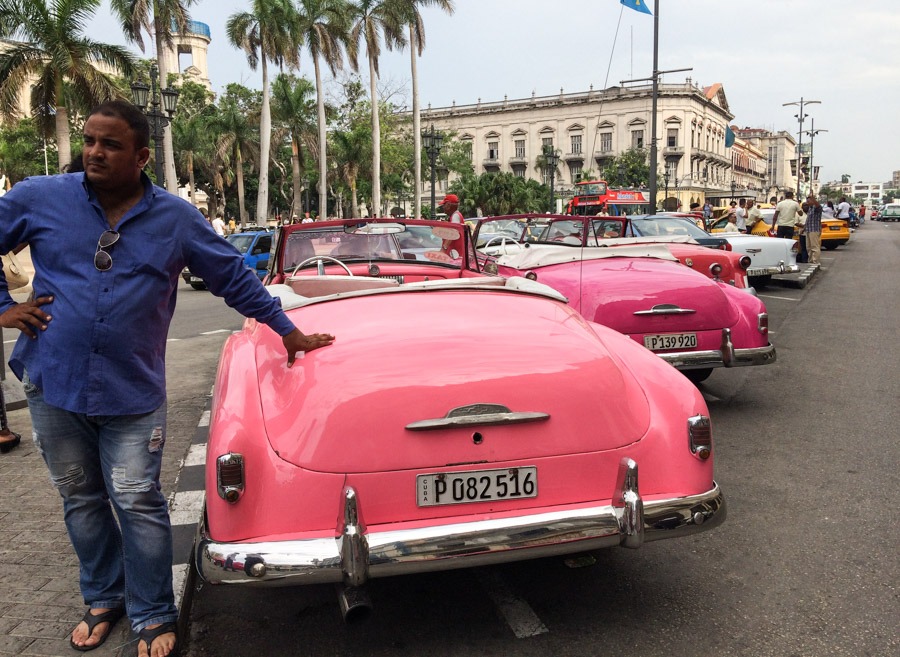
[418,79,738,210]
[733,127,799,201]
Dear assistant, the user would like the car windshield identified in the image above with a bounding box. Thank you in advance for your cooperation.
[629,215,711,239]
[227,234,255,254]
[282,223,464,271]
[576,182,607,195]
[477,217,631,248]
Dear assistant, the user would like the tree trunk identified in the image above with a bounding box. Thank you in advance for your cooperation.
[154,24,178,194]
[187,151,195,207]
[291,136,302,221]
[256,57,271,224]
[351,179,358,218]
[368,55,381,217]
[314,57,327,218]
[236,147,247,228]
[55,104,71,172]
[410,25,421,220]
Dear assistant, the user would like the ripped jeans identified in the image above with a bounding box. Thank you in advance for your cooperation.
[25,377,177,632]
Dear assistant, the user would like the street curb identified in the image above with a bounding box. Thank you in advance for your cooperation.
[168,395,211,639]
[774,263,820,289]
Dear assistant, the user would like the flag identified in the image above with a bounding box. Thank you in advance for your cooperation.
[725,126,735,148]
[621,0,652,15]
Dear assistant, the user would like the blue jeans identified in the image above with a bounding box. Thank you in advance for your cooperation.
[24,376,177,632]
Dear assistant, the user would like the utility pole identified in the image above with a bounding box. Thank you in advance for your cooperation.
[783,97,820,197]
[802,118,827,197]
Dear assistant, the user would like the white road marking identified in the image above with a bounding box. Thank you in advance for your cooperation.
[478,569,548,639]
[758,294,798,301]
[198,409,211,427]
[169,490,206,526]
[184,442,207,467]
[701,392,722,403]
[200,329,232,335]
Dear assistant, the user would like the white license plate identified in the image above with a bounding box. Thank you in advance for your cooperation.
[644,332,697,350]
[416,466,537,507]
[190,276,203,282]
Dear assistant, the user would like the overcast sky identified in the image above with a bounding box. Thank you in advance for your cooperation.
[90,0,900,185]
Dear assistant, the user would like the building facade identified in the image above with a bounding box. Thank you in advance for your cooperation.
[420,80,739,211]
[733,127,799,202]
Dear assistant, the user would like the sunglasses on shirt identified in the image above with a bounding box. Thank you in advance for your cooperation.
[94,230,120,271]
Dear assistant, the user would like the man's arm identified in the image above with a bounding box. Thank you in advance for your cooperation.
[0,296,54,339]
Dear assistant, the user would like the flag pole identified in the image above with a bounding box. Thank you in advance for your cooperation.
[648,2,659,210]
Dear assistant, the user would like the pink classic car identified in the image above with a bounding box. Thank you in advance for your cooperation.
[196,219,725,619]
[476,214,753,289]
[474,216,775,384]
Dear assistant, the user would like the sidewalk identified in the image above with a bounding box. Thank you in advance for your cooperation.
[772,262,821,288]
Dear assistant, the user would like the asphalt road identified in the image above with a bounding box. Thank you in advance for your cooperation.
[177,224,899,657]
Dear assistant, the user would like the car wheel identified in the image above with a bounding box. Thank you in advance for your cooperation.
[684,369,713,384]
[190,282,207,290]
[823,243,839,250]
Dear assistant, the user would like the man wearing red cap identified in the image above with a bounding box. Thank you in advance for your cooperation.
[440,194,464,224]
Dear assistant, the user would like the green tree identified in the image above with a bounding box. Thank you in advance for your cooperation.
[110,0,196,191]
[271,73,319,220]
[0,117,52,182]
[348,0,408,216]
[0,0,137,171]
[599,148,650,188]
[400,0,454,220]
[450,171,548,217]
[332,124,370,216]
[227,0,299,224]
[293,0,351,218]
[209,89,260,227]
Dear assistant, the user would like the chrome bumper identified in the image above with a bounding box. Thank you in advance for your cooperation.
[657,328,776,371]
[747,263,799,277]
[196,459,725,586]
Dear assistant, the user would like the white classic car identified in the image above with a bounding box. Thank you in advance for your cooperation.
[625,214,799,285]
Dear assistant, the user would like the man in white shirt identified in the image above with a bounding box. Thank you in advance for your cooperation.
[211,215,226,236]
[836,197,851,220]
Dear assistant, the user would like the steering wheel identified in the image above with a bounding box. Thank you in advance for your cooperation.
[289,255,354,277]
[483,235,522,254]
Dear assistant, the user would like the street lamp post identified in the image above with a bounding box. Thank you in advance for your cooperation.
[131,63,179,188]
[544,145,560,212]
[663,168,670,209]
[730,179,737,203]
[302,176,310,218]
[422,124,444,218]
[802,118,827,198]
[783,97,820,198]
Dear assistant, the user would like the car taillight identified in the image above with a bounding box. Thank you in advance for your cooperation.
[791,241,799,253]
[217,453,245,503]
[739,255,751,270]
[688,415,712,460]
[708,263,723,278]
[758,313,769,335]
[525,271,538,281]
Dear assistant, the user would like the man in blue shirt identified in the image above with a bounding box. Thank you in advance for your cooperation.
[0,101,334,656]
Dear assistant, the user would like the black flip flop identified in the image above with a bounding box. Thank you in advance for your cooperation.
[0,431,21,454]
[137,621,178,657]
[69,606,125,652]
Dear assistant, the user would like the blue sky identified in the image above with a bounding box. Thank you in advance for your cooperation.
[90,0,900,184]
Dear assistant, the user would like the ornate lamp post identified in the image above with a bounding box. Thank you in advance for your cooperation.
[302,176,311,218]
[730,179,737,203]
[422,124,444,217]
[662,168,670,210]
[130,63,179,188]
[543,145,560,212]
[783,97,821,197]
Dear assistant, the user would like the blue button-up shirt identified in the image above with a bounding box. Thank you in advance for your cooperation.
[0,173,295,416]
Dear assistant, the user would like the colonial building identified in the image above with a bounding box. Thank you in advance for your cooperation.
[420,79,739,211]
[732,127,799,202]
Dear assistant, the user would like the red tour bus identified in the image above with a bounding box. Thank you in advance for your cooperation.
[566,180,652,216]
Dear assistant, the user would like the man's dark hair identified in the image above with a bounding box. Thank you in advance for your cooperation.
[87,100,150,150]
[784,190,794,199]
[64,151,84,173]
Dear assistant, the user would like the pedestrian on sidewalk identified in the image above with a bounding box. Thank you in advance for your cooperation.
[803,194,823,265]
[0,101,335,657]
[771,190,805,239]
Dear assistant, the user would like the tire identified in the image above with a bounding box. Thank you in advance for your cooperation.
[684,368,713,384]
[823,243,839,250]
[190,282,207,290]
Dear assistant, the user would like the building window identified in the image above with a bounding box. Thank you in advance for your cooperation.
[461,139,473,162]
[570,134,582,154]
[600,132,612,152]
[569,162,582,182]
[513,166,525,178]
[667,128,678,148]
[542,137,553,150]
[631,130,644,149]
[487,141,499,160]
[515,140,525,158]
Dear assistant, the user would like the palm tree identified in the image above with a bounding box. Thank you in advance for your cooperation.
[227,0,299,225]
[171,108,215,209]
[348,0,408,217]
[209,97,260,228]
[332,124,370,217]
[400,0,453,220]
[293,0,351,219]
[110,0,196,193]
[271,73,319,221]
[0,0,138,171]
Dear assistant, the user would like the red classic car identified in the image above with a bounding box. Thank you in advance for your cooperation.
[473,216,775,384]
[196,219,726,620]
[476,214,753,289]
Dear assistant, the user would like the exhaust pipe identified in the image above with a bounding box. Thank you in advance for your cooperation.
[337,585,373,624]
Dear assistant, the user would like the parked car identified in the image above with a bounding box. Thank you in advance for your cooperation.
[626,214,799,285]
[195,219,726,619]
[881,203,900,222]
[473,216,775,384]
[475,214,753,289]
[712,208,851,250]
[182,230,273,289]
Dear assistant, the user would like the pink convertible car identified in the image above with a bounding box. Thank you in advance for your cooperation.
[196,219,726,619]
[474,215,775,384]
